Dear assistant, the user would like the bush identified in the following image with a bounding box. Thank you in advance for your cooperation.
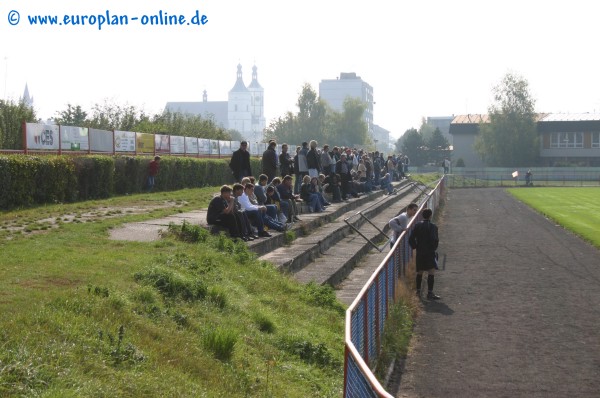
[0,153,259,209]
[0,155,77,208]
[73,156,115,200]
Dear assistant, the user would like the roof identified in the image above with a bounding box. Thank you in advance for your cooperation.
[452,113,551,125]
[539,113,600,122]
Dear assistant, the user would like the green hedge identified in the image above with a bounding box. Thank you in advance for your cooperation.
[0,155,264,209]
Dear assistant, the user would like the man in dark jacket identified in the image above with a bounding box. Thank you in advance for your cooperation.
[262,141,278,183]
[408,208,440,300]
[279,143,293,178]
[229,141,252,182]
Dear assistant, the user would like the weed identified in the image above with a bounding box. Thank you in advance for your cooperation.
[203,327,238,361]
[99,325,146,366]
[284,230,296,244]
[374,299,414,380]
[277,335,340,369]
[166,220,210,243]
[301,282,345,314]
[207,286,228,309]
[134,265,207,302]
[252,311,276,333]
[87,284,109,298]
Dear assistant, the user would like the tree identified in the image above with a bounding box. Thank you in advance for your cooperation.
[0,99,37,149]
[54,104,88,126]
[401,128,426,166]
[475,73,538,166]
[86,100,148,131]
[427,128,450,165]
[296,84,328,144]
[327,98,368,148]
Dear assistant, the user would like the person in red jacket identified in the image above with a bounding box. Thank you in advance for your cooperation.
[147,156,161,192]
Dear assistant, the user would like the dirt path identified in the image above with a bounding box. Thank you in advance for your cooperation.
[396,188,600,398]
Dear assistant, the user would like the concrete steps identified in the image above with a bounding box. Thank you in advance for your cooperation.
[257,181,424,293]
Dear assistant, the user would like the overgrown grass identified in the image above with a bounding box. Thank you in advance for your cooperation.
[507,187,600,248]
[0,187,344,397]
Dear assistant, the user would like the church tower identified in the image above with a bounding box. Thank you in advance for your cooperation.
[247,65,266,143]
[227,64,252,140]
[22,83,34,108]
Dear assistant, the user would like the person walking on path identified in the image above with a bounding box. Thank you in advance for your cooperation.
[229,141,252,182]
[147,156,161,192]
[409,208,440,300]
[389,202,418,249]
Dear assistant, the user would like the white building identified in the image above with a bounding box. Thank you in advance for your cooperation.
[165,64,266,142]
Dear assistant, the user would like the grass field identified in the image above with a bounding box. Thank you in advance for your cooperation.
[507,187,600,249]
[0,187,344,397]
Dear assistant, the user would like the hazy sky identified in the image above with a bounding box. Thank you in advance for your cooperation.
[2,0,599,139]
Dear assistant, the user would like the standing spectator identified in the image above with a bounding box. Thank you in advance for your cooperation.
[306,140,321,178]
[279,143,293,178]
[261,141,278,183]
[320,144,333,176]
[389,202,418,248]
[336,153,353,200]
[443,158,451,174]
[409,208,440,300]
[229,141,252,182]
[147,156,161,192]
[295,142,309,193]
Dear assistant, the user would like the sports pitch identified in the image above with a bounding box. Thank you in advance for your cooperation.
[507,187,600,249]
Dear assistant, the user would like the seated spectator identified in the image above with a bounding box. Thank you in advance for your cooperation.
[269,177,291,222]
[206,185,242,239]
[277,175,301,221]
[242,183,286,232]
[380,173,395,195]
[310,176,330,208]
[265,185,288,224]
[233,183,272,238]
[254,174,269,205]
[300,175,324,213]
[323,173,343,203]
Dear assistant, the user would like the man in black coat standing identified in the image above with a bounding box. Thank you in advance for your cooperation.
[409,208,441,300]
[262,141,278,183]
[229,141,252,182]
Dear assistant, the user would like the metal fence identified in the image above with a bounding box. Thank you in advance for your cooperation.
[445,167,600,187]
[343,176,446,397]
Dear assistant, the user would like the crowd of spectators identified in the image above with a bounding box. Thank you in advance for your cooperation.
[208,140,412,240]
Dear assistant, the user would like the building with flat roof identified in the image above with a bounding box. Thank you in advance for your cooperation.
[449,113,600,167]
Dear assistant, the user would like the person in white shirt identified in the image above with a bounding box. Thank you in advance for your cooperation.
[389,203,418,248]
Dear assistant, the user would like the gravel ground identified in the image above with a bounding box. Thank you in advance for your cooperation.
[395,188,600,398]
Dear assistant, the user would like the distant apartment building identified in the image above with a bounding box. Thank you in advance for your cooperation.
[372,124,390,154]
[319,72,376,142]
[165,64,266,143]
[426,116,454,145]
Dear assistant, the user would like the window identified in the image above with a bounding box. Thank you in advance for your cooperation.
[550,132,583,148]
[593,132,600,148]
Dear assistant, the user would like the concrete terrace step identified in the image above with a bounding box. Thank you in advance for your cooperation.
[258,181,422,279]
[291,193,420,288]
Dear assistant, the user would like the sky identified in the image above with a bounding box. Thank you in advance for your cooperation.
[2,0,600,140]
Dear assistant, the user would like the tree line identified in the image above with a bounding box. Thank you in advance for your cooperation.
[0,100,241,151]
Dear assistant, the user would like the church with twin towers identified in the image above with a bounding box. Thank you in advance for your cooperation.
[165,64,266,143]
